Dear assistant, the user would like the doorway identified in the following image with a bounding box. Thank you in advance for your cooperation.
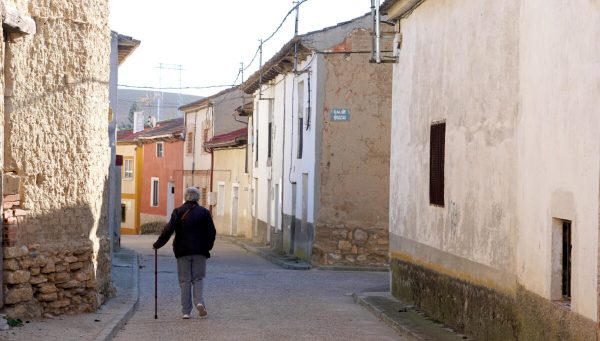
[166,181,175,222]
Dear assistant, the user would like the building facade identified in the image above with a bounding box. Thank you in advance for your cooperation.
[117,133,143,235]
[180,87,247,210]
[384,0,599,339]
[117,118,184,234]
[138,120,184,227]
[243,15,392,267]
[206,128,252,238]
[0,0,113,318]
[108,32,140,250]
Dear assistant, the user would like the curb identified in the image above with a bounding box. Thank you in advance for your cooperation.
[352,293,424,341]
[227,237,311,270]
[316,265,389,272]
[95,250,140,341]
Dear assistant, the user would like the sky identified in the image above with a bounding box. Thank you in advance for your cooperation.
[109,0,373,98]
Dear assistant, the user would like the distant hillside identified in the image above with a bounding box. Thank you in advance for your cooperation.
[116,89,202,129]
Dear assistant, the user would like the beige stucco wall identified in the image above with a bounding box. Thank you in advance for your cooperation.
[312,28,392,266]
[318,29,391,229]
[390,0,519,286]
[212,147,252,238]
[1,0,111,317]
[518,0,600,321]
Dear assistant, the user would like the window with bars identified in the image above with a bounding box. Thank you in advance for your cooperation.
[123,159,134,180]
[297,81,305,159]
[429,121,445,206]
[562,221,572,300]
[156,142,164,158]
[186,132,194,154]
[151,178,159,207]
[268,100,274,162]
[255,128,259,167]
[202,128,210,154]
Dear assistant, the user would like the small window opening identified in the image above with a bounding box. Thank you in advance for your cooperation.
[429,121,445,206]
[297,81,305,159]
[156,142,164,158]
[151,178,159,207]
[186,132,194,154]
[121,204,126,222]
[562,221,572,300]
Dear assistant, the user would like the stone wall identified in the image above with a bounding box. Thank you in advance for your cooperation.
[315,28,392,268]
[390,257,598,340]
[0,0,111,317]
[312,224,388,267]
[2,245,97,318]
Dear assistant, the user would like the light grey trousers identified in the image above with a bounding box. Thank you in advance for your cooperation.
[176,255,207,314]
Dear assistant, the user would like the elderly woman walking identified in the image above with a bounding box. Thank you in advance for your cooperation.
[153,187,217,319]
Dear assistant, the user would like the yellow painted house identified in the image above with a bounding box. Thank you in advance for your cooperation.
[117,130,144,235]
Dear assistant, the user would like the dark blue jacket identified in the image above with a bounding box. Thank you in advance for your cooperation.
[153,201,216,258]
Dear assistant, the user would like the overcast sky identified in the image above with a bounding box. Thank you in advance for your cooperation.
[109,1,372,97]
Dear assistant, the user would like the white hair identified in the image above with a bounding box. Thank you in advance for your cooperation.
[184,187,201,202]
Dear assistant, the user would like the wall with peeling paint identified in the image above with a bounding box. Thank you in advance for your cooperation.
[389,0,599,334]
[390,0,519,286]
[518,0,600,322]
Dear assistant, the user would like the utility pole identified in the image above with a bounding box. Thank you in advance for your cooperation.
[294,0,300,36]
[240,62,244,108]
[258,39,263,99]
[293,1,300,73]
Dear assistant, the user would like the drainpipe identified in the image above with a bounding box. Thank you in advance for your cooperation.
[209,147,214,215]
[370,0,377,62]
[375,0,382,63]
[208,105,215,215]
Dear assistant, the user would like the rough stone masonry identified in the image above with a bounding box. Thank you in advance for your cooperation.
[0,1,112,318]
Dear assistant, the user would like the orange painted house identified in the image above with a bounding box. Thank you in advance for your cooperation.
[139,118,185,226]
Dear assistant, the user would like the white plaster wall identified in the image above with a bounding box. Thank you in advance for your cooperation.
[252,54,318,232]
[281,55,319,225]
[184,109,212,173]
[518,0,600,321]
[252,81,283,227]
[390,0,519,275]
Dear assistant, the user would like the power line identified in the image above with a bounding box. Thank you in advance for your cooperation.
[240,0,309,74]
[118,84,234,90]
[120,1,311,93]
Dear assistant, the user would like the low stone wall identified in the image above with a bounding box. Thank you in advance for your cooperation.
[390,257,598,340]
[3,245,98,318]
[312,224,388,267]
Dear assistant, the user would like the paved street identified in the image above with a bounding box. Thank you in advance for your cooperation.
[114,235,402,340]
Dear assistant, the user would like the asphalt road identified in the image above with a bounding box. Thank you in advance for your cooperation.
[114,235,403,341]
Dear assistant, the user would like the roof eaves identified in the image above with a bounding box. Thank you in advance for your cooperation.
[382,0,425,19]
[179,86,240,111]
[241,37,311,95]
[117,34,141,65]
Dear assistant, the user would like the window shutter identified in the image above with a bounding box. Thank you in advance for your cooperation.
[429,122,445,206]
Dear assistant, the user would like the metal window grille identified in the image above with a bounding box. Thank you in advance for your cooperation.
[151,179,159,207]
[562,221,572,299]
[429,122,445,206]
[268,122,272,159]
[186,132,193,154]
[124,159,133,179]
[156,143,164,158]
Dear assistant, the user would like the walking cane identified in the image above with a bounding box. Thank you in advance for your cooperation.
[154,248,158,319]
